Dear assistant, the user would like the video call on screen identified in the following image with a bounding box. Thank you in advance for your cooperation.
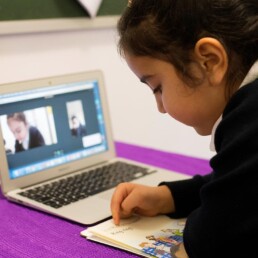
[0,81,108,179]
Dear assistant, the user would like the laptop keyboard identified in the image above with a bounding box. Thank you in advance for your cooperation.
[18,161,154,209]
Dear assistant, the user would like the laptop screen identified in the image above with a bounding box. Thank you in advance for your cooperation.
[0,79,108,180]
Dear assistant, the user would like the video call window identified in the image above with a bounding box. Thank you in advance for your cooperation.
[1,107,57,154]
[0,80,108,179]
[67,100,87,138]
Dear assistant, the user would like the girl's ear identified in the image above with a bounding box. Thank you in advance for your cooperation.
[194,37,228,86]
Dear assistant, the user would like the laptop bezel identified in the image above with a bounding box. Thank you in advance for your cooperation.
[0,70,116,194]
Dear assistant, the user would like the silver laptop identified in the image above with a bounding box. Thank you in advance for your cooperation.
[0,70,188,225]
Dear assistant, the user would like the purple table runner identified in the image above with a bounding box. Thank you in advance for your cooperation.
[0,142,210,258]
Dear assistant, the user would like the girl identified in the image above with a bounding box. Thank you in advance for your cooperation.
[111,0,258,257]
[7,112,45,152]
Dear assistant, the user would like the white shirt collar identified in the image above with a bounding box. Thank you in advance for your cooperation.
[210,60,258,152]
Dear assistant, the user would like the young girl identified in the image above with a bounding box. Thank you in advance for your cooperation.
[111,0,258,257]
[7,112,45,152]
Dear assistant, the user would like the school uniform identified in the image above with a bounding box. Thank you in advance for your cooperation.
[161,61,258,257]
[15,126,45,152]
[71,124,87,137]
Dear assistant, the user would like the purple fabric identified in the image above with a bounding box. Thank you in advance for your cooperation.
[0,142,210,258]
[115,141,211,176]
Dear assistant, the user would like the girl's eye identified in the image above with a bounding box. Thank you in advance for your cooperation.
[153,85,162,94]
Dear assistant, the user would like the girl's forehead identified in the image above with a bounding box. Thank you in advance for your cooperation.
[126,54,174,76]
[8,118,19,121]
[8,118,24,124]
[125,54,159,69]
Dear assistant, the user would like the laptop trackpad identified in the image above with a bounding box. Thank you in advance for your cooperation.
[97,188,114,201]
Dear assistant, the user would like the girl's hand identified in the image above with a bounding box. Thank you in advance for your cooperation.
[110,182,175,225]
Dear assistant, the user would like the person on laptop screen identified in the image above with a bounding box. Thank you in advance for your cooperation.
[70,115,87,137]
[111,0,258,257]
[7,112,45,153]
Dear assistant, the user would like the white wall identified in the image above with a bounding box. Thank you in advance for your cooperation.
[0,27,214,159]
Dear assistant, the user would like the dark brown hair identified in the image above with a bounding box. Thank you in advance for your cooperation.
[118,0,258,98]
[7,112,27,125]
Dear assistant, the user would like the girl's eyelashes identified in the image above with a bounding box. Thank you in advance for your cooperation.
[152,85,162,94]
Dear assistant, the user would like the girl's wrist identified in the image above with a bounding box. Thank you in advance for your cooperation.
[156,185,175,214]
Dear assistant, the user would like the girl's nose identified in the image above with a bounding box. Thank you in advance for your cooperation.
[156,99,166,114]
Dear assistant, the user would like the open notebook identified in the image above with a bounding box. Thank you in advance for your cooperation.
[0,70,188,225]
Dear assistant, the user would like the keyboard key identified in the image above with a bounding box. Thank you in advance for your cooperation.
[18,161,154,209]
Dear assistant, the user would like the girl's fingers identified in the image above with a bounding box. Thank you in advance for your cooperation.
[111,183,134,225]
